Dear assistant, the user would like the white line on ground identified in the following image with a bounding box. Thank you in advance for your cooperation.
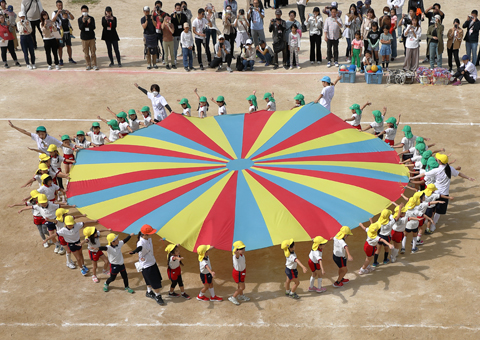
[0,322,478,331]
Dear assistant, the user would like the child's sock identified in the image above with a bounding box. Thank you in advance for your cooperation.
[309,276,315,288]
[392,248,398,258]
[373,254,379,264]
[66,253,71,263]
[412,238,417,249]
[401,236,407,249]
[286,289,291,294]
[433,213,441,225]
[430,223,436,232]
[199,291,204,297]
[416,235,422,242]
[317,278,322,288]
[147,287,152,293]
[382,62,385,68]
[154,291,160,296]
[208,288,215,297]
[386,62,389,68]
[384,252,389,261]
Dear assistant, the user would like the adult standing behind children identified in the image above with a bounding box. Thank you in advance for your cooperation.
[463,10,480,66]
[248,0,265,47]
[323,6,342,68]
[446,19,463,73]
[305,7,323,65]
[403,15,421,71]
[78,5,98,70]
[21,0,43,49]
[269,9,287,70]
[427,14,443,69]
[142,6,159,69]
[102,6,121,67]
[51,0,75,66]
[171,3,188,65]
[17,12,36,69]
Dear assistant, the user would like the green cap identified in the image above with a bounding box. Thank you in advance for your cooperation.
[107,119,120,131]
[402,125,413,139]
[179,98,191,109]
[263,92,272,100]
[385,117,397,129]
[128,109,136,116]
[246,94,258,108]
[36,126,47,132]
[421,150,433,166]
[199,96,207,102]
[372,110,383,124]
[349,103,361,115]
[117,111,127,119]
[61,134,70,141]
[76,130,85,136]
[216,95,225,102]
[140,106,150,112]
[294,94,305,106]
[92,122,100,127]
[426,156,439,171]
[416,136,424,144]
[415,142,426,154]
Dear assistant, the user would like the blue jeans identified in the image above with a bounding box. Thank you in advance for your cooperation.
[466,42,478,65]
[242,59,255,70]
[182,47,193,68]
[256,51,272,64]
[391,30,397,58]
[429,41,442,69]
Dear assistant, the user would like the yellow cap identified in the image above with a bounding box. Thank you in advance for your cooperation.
[197,245,211,262]
[423,183,438,197]
[38,163,49,171]
[47,144,58,152]
[37,194,48,204]
[83,226,96,239]
[55,208,69,221]
[280,239,294,257]
[312,236,328,250]
[165,243,177,259]
[64,215,75,226]
[39,153,50,161]
[232,240,246,255]
[107,233,118,245]
[367,222,381,239]
[435,153,448,164]
[40,173,51,183]
[378,209,392,225]
[335,226,353,240]
[394,205,408,218]
[30,190,40,199]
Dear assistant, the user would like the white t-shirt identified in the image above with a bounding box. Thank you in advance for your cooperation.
[30,133,62,154]
[34,168,58,187]
[424,193,440,207]
[379,216,396,236]
[143,116,153,127]
[109,129,120,142]
[118,122,130,135]
[350,113,361,127]
[249,104,256,113]
[86,231,101,251]
[50,155,64,171]
[106,240,126,265]
[37,203,60,220]
[366,232,381,246]
[233,254,246,271]
[309,249,323,263]
[333,238,347,257]
[404,25,421,49]
[285,253,298,269]
[401,135,417,153]
[129,119,140,131]
[319,85,335,112]
[75,138,91,149]
[182,107,191,116]
[62,143,74,155]
[57,222,84,243]
[192,17,208,40]
[169,255,181,269]
[370,119,384,133]
[27,201,42,217]
[266,101,276,111]
[384,127,397,140]
[198,105,207,118]
[137,237,156,269]
[87,131,107,145]
[37,184,60,201]
[393,216,408,232]
[425,165,459,195]
[199,256,212,274]
[218,105,227,115]
[147,92,168,121]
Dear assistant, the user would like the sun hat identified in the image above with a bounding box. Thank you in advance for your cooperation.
[56,208,69,221]
[140,224,157,235]
[335,226,353,239]
[140,106,150,112]
[385,117,397,129]
[321,76,331,83]
[435,153,448,164]
[350,103,361,115]
[246,94,257,108]
[128,109,136,116]
[232,240,246,255]
[83,226,96,238]
[312,236,328,250]
[92,122,100,127]
[199,96,207,102]
[197,245,211,261]
[77,130,85,136]
[280,239,294,257]
[372,110,383,124]
[216,95,225,102]
[402,125,413,139]
[37,194,48,204]
[107,233,118,245]
[36,126,47,132]
[378,209,392,225]
[117,111,127,119]
[179,98,191,108]
[61,134,70,141]
[294,94,305,105]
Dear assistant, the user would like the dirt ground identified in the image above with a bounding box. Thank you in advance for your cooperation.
[1,0,480,338]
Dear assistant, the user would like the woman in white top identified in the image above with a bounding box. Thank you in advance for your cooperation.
[343,4,361,62]
[403,16,421,71]
[129,224,165,305]
[134,83,172,122]
[234,9,249,48]
[40,11,60,70]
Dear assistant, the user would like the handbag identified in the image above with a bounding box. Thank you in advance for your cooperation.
[273,39,285,53]
[135,261,143,272]
[52,30,62,39]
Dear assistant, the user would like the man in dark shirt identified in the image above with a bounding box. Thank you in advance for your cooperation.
[171,2,187,68]
[141,6,159,69]
[153,0,168,64]
[463,10,480,65]
[78,5,97,70]
[423,3,444,61]
[269,9,287,69]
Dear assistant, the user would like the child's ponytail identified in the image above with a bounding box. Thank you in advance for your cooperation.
[137,231,143,242]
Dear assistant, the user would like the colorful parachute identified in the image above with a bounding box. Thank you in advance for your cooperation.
[68,103,409,251]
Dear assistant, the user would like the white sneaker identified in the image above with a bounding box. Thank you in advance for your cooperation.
[86,66,91,70]
[297,65,301,69]
[54,244,60,253]
[48,65,52,70]
[317,61,321,64]
[334,62,339,67]
[228,296,240,305]
[310,61,314,64]
[43,242,49,248]
[359,268,368,275]
[55,65,60,70]
[227,66,232,73]
[367,265,375,272]
[327,62,331,68]
[58,246,66,255]
[66,261,76,269]
[32,64,37,69]
[289,66,293,70]
[27,64,32,70]
[93,66,99,71]
[238,295,250,301]
[391,256,396,263]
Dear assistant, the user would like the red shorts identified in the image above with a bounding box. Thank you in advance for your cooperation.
[308,258,321,272]
[63,153,75,164]
[391,230,404,243]
[120,133,129,137]
[232,268,246,283]
[168,266,181,281]
[363,241,377,257]
[385,139,394,146]
[353,125,361,130]
[89,250,104,261]
[33,215,45,225]
[58,235,67,246]
[418,216,425,227]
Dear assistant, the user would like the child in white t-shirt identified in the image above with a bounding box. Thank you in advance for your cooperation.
[288,24,301,70]
[344,101,371,130]
[281,239,307,299]
[360,50,373,73]
[74,131,92,149]
[127,109,140,132]
[194,88,209,118]
[362,107,386,139]
[139,106,154,127]
[229,241,249,305]
[196,245,223,301]
[87,122,110,146]
[60,135,77,176]
[358,220,394,275]
[263,92,276,111]
[314,75,342,112]
[308,236,328,293]
[246,91,257,113]
[332,226,353,287]
[377,114,401,146]
[165,243,190,299]
[211,95,227,115]
[178,98,192,116]
[82,226,110,283]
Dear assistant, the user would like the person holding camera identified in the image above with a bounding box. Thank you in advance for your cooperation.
[181,1,192,27]
[192,8,209,70]
[141,6,159,69]
[269,9,287,69]
[423,3,444,63]
[101,6,121,67]
[447,19,463,72]
[324,6,342,67]
[256,40,273,66]
[223,5,236,58]
[171,3,188,62]
[247,0,265,47]
[241,38,255,70]
[234,9,249,49]
[323,1,342,19]
[403,15,421,70]
[204,3,219,64]
[17,11,36,69]
[20,0,44,49]
[210,35,232,72]
[51,0,74,66]
[0,12,20,68]
[40,10,60,70]
[306,7,323,64]
[223,0,238,16]
[78,5,97,70]
[427,14,444,69]
[162,15,175,69]
[399,7,415,55]
[152,1,168,64]
[463,10,480,66]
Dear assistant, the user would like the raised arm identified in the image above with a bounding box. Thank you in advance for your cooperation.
[8,121,32,137]
[134,83,148,95]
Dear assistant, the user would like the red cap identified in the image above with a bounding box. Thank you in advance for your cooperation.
[141,224,157,235]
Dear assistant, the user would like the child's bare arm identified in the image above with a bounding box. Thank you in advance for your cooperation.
[97,116,108,124]
[205,264,215,277]
[295,258,308,273]
[361,101,372,110]
[345,246,353,261]
[193,88,200,100]
[27,147,43,153]
[106,107,117,118]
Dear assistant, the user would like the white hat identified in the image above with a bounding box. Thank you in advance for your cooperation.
[331,1,338,6]
[245,39,253,45]
[218,34,225,39]
[434,14,441,21]
[183,22,189,27]
[19,11,25,17]
[143,6,150,11]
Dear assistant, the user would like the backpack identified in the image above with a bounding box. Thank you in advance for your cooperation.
[236,54,244,71]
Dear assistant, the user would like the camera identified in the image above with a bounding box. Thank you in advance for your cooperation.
[219,42,224,47]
